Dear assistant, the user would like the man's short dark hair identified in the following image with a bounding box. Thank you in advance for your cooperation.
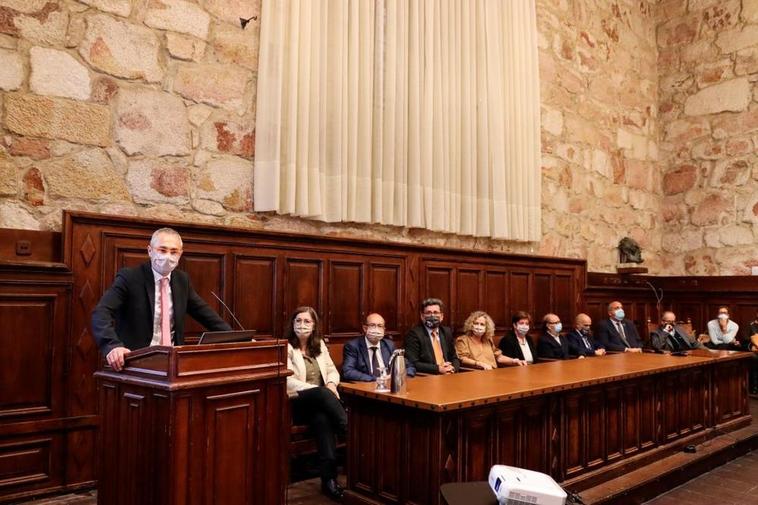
[420,298,445,312]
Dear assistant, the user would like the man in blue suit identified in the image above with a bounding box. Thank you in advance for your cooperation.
[596,301,643,352]
[566,313,606,357]
[342,313,415,381]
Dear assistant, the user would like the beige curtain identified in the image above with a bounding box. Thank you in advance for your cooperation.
[254,0,541,241]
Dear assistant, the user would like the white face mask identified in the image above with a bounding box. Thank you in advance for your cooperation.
[516,324,530,335]
[471,322,486,337]
[294,324,312,338]
[365,327,384,343]
[149,251,179,276]
[718,313,729,320]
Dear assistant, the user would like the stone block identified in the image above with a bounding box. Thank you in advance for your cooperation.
[690,193,733,226]
[710,157,751,187]
[711,108,758,139]
[39,148,129,201]
[624,160,651,190]
[145,0,210,40]
[0,201,39,230]
[166,32,206,61]
[542,107,563,136]
[0,148,16,195]
[78,0,132,17]
[22,166,44,206]
[680,39,719,64]
[4,93,111,147]
[745,0,758,24]
[203,0,259,27]
[663,164,698,195]
[735,47,758,76]
[718,224,754,246]
[0,47,23,91]
[172,62,251,112]
[195,155,252,211]
[691,139,725,160]
[211,22,258,71]
[8,136,50,160]
[700,1,740,34]
[694,58,734,88]
[30,46,91,101]
[115,87,191,156]
[725,137,753,156]
[200,118,254,159]
[656,13,699,47]
[684,77,751,116]
[127,159,190,204]
[715,25,758,54]
[91,76,119,104]
[79,14,163,83]
[664,117,710,143]
[3,2,68,45]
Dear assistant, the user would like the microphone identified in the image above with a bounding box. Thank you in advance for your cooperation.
[210,291,246,331]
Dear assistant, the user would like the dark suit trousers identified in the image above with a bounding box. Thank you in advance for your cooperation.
[291,387,348,480]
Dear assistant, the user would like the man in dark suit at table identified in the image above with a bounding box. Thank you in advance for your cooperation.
[537,313,574,359]
[567,313,606,357]
[596,301,643,353]
[342,312,415,381]
[404,298,460,374]
[650,311,705,352]
[91,227,231,371]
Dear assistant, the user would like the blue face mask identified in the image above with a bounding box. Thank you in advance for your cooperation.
[614,309,625,320]
[553,322,563,334]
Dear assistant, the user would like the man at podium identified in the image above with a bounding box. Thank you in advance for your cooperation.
[91,227,231,371]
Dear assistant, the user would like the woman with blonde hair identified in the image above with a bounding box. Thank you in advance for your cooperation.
[455,311,527,369]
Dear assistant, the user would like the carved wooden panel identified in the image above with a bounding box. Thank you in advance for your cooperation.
[328,261,364,336]
[495,404,520,468]
[368,262,403,334]
[461,409,494,481]
[284,258,324,319]
[425,265,453,318]
[233,255,278,336]
[509,271,531,317]
[182,253,226,337]
[534,272,552,323]
[605,386,623,462]
[483,271,507,329]
[553,273,573,328]
[0,436,61,492]
[456,269,482,329]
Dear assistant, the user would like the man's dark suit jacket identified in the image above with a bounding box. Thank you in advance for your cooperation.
[537,332,572,360]
[404,324,460,374]
[596,318,643,351]
[498,332,539,363]
[566,329,604,357]
[650,326,702,352]
[91,262,231,357]
[341,336,416,382]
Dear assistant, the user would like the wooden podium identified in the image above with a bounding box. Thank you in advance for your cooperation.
[94,340,290,505]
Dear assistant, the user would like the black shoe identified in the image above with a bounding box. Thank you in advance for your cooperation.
[321,479,344,502]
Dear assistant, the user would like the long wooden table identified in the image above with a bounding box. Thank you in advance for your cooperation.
[340,350,751,505]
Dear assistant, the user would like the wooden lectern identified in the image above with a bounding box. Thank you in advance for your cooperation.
[94,341,290,505]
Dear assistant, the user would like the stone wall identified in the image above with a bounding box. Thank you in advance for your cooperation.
[657,0,758,275]
[0,0,662,273]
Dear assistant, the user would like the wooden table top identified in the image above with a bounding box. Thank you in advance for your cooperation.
[339,349,750,412]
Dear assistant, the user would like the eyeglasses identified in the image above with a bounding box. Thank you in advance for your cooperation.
[422,311,442,316]
[364,323,385,329]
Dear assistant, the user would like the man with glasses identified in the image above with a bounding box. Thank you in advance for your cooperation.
[650,311,705,352]
[404,298,460,374]
[567,313,606,357]
[537,313,574,359]
[342,313,415,381]
[92,227,231,371]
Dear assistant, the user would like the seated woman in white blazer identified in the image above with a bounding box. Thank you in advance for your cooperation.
[286,306,347,501]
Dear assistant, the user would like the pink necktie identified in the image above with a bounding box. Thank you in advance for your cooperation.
[160,277,171,346]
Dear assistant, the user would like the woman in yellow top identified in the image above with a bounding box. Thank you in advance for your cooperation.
[455,311,527,369]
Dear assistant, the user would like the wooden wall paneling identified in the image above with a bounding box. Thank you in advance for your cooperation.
[520,398,550,475]
[327,259,365,337]
[367,261,403,338]
[283,256,325,323]
[638,379,657,450]
[495,404,520,468]
[483,270,507,331]
[509,271,531,318]
[0,435,63,495]
[605,386,623,462]
[424,263,455,327]
[403,413,436,505]
[563,393,583,478]
[622,384,640,455]
[456,269,483,332]
[460,409,494,482]
[585,388,606,469]
[232,254,278,337]
[553,273,574,329]
[533,271,552,324]
[180,252,226,339]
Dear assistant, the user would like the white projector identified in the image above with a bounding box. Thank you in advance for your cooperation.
[488,465,567,505]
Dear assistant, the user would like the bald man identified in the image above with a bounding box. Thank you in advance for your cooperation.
[567,313,606,357]
[596,301,643,352]
[342,313,415,382]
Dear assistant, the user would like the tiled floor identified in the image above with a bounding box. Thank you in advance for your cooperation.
[643,450,758,505]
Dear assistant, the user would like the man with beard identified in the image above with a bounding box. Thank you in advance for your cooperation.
[404,298,460,374]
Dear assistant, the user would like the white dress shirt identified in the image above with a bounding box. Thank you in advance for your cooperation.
[150,269,174,346]
[707,319,739,345]
[365,337,386,374]
[518,337,534,363]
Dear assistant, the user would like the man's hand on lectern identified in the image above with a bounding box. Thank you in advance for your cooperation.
[106,346,130,371]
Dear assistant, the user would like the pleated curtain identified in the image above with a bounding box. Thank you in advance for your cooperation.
[254,0,541,241]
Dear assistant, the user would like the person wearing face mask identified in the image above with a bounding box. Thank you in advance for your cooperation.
[285,306,347,501]
[706,305,741,349]
[341,313,416,381]
[650,311,705,352]
[498,311,539,364]
[596,301,643,353]
[537,313,574,360]
[404,298,460,374]
[566,313,606,357]
[91,227,231,371]
[455,311,527,369]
